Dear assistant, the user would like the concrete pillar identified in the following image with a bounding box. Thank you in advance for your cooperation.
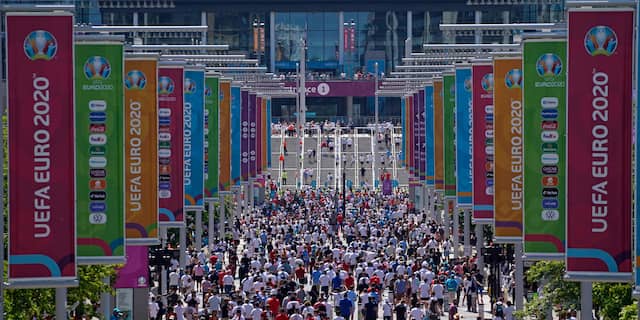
[201,11,207,45]
[476,224,485,276]
[406,10,413,56]
[502,11,510,43]
[463,208,471,256]
[474,10,482,44]
[270,12,276,73]
[339,12,345,66]
[346,96,354,123]
[179,225,187,270]
[581,282,593,320]
[452,201,459,258]
[219,196,226,239]
[56,288,66,320]
[514,241,524,311]
[208,201,215,251]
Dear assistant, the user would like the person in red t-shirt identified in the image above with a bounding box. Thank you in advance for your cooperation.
[274,310,288,320]
[266,294,281,316]
[344,274,355,290]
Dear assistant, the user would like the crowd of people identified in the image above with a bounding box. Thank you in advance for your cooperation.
[147,185,519,320]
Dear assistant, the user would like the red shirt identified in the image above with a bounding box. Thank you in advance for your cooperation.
[275,312,288,320]
[267,297,281,314]
[344,275,355,289]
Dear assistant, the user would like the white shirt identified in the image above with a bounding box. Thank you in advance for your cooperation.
[409,307,424,320]
[149,302,159,318]
[432,284,445,299]
[208,295,221,311]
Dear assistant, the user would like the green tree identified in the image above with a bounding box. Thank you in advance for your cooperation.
[619,301,638,320]
[593,283,633,320]
[522,261,579,319]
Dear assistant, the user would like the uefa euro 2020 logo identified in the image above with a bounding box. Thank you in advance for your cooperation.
[463,77,472,92]
[585,26,617,56]
[536,53,562,78]
[24,30,57,61]
[158,76,175,95]
[185,78,197,94]
[205,86,212,97]
[481,73,494,93]
[84,56,111,80]
[504,69,522,89]
[125,70,147,90]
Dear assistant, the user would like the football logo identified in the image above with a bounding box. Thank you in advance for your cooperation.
[24,30,57,61]
[205,86,212,97]
[481,73,494,93]
[158,76,175,95]
[536,53,562,78]
[84,56,111,80]
[504,69,522,89]
[463,77,472,92]
[584,26,617,56]
[125,70,147,89]
[185,78,197,94]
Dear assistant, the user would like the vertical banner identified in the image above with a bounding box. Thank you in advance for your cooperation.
[443,73,456,199]
[434,79,444,193]
[523,39,566,259]
[409,95,415,176]
[219,81,231,191]
[158,64,185,226]
[124,55,159,245]
[472,63,494,223]
[636,0,640,291]
[266,97,272,168]
[184,68,205,210]
[261,97,268,172]
[231,85,242,185]
[401,97,406,165]
[418,90,426,181]
[75,41,125,264]
[241,90,250,182]
[113,245,149,288]
[256,96,263,175]
[567,9,633,280]
[204,75,220,201]
[249,93,257,179]
[425,85,435,188]
[493,57,523,243]
[455,66,473,207]
[7,12,77,286]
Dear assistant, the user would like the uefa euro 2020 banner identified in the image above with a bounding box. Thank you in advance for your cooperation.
[219,81,232,191]
[455,66,472,207]
[433,79,444,194]
[522,39,566,260]
[158,64,185,226]
[471,63,494,224]
[443,73,456,199]
[75,41,126,264]
[425,84,435,188]
[184,68,205,210]
[204,76,220,201]
[493,57,523,243]
[231,85,242,185]
[7,12,77,287]
[567,9,633,281]
[124,55,159,245]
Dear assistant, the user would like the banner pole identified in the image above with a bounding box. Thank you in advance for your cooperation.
[208,201,215,252]
[452,201,459,258]
[195,209,202,252]
[179,224,187,271]
[443,196,449,241]
[464,208,471,256]
[219,196,226,240]
[476,224,484,277]
[0,21,5,318]
[101,276,111,318]
[514,241,524,310]
[56,287,67,319]
[580,281,593,320]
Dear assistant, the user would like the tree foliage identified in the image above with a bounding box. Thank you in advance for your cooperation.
[619,301,638,320]
[522,261,579,319]
[593,283,633,320]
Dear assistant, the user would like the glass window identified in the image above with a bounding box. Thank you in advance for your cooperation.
[308,13,324,30]
[324,12,338,31]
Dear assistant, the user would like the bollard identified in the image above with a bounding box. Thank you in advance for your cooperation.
[477,303,484,320]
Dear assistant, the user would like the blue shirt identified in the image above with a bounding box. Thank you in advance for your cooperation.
[339,298,353,316]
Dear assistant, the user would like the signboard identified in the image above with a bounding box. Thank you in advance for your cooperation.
[425,85,435,187]
[493,57,523,242]
[455,66,473,207]
[443,73,456,199]
[471,63,494,223]
[184,68,205,210]
[418,90,426,181]
[241,90,249,182]
[434,79,444,193]
[249,93,257,179]
[401,97,406,165]
[124,55,158,245]
[231,85,242,185]
[75,41,125,263]
[158,65,184,226]
[522,39,566,259]
[7,12,77,286]
[204,76,219,200]
[219,81,231,191]
[566,9,633,280]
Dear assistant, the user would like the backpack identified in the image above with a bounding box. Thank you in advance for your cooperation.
[495,303,504,317]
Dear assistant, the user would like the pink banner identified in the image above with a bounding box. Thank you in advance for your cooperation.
[472,64,494,223]
[566,9,633,280]
[158,66,185,226]
[114,246,149,288]
[7,13,76,286]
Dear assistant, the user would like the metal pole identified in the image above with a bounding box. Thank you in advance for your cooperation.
[476,224,485,276]
[208,201,215,252]
[201,11,207,45]
[56,287,67,320]
[179,225,187,271]
[442,196,449,240]
[581,281,593,320]
[514,241,524,311]
[160,227,168,305]
[464,208,471,256]
[374,62,379,127]
[101,276,111,318]
[219,196,226,239]
[195,209,202,252]
[0,23,5,320]
[299,39,306,188]
[452,201,459,258]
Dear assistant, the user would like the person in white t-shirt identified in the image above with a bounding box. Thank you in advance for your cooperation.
[148,297,160,320]
[207,294,221,317]
[409,305,424,320]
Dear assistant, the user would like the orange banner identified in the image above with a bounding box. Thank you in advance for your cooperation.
[493,57,523,242]
[124,56,158,244]
[434,79,444,192]
[219,80,231,191]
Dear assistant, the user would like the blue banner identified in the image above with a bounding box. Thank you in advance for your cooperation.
[266,98,272,168]
[184,69,205,210]
[401,97,406,164]
[425,85,435,187]
[455,67,472,206]
[231,85,242,185]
